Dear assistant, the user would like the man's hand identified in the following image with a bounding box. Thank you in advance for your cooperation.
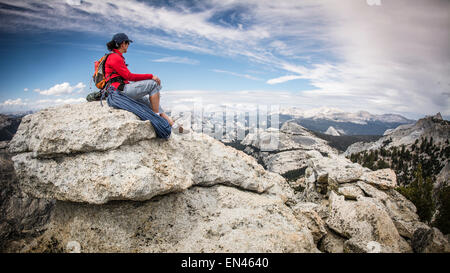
[153,75,161,85]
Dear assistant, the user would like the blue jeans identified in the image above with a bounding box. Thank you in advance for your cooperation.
[122,80,164,113]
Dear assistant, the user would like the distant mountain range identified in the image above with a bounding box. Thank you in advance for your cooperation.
[0,106,419,143]
[344,112,449,157]
[169,106,417,143]
[278,107,415,136]
[279,107,414,124]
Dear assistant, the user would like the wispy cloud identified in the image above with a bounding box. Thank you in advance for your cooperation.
[212,69,262,81]
[267,75,303,85]
[34,82,85,96]
[152,56,199,65]
[0,0,448,117]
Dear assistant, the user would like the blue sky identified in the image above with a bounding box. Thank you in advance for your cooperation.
[0,0,449,119]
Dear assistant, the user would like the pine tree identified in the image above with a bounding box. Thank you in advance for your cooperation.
[434,185,450,234]
[420,137,427,152]
[377,159,389,169]
[405,149,411,161]
[397,164,435,223]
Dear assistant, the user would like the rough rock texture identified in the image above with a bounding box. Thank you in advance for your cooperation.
[305,154,432,244]
[292,203,327,244]
[241,121,337,175]
[299,150,370,203]
[319,229,345,253]
[337,185,364,200]
[343,114,449,238]
[359,169,397,190]
[4,103,446,253]
[0,142,54,251]
[356,182,427,239]
[306,150,368,185]
[344,113,449,156]
[239,119,447,253]
[343,238,384,253]
[263,150,309,175]
[4,102,311,253]
[10,185,318,253]
[326,192,412,253]
[412,227,450,253]
[10,102,284,204]
[8,102,156,156]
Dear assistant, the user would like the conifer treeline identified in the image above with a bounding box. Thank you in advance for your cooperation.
[348,137,449,233]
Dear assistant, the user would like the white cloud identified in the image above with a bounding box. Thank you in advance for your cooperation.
[34,82,86,96]
[1,98,26,106]
[267,75,303,85]
[0,97,86,113]
[212,69,262,81]
[152,56,199,65]
[0,0,448,117]
[264,0,450,117]
[24,88,29,92]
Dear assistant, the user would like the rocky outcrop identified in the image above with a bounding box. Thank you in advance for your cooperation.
[359,169,397,190]
[344,113,449,157]
[241,121,337,176]
[412,227,450,253]
[326,192,412,253]
[240,120,449,253]
[9,102,285,205]
[300,151,449,252]
[10,186,318,253]
[3,103,448,253]
[4,102,316,253]
[343,113,449,240]
[0,141,54,251]
[292,202,327,244]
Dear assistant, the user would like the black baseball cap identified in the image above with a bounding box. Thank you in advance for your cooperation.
[112,33,133,44]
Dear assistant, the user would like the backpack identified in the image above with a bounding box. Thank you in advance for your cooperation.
[87,52,125,102]
[86,91,103,102]
[92,53,113,90]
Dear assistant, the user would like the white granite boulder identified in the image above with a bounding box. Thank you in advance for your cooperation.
[9,102,286,204]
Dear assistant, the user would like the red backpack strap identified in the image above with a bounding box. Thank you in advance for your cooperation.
[104,52,124,82]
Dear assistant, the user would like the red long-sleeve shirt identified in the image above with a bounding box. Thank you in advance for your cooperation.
[104,49,153,90]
